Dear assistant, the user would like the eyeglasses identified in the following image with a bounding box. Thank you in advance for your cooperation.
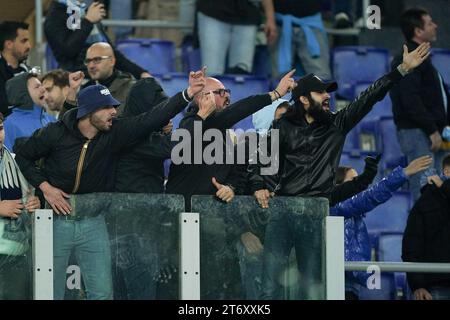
[84,56,112,66]
[212,88,231,97]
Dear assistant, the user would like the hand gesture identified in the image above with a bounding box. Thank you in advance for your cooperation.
[187,66,207,98]
[162,120,173,135]
[404,155,432,177]
[69,71,85,90]
[0,200,24,219]
[39,182,71,215]
[85,1,107,24]
[240,231,264,254]
[25,195,41,213]
[429,131,443,152]
[274,69,297,98]
[414,288,433,300]
[212,177,235,203]
[427,175,444,188]
[401,42,431,72]
[197,90,216,120]
[254,189,271,209]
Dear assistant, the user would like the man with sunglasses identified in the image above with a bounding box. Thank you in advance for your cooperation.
[45,0,151,79]
[81,43,166,117]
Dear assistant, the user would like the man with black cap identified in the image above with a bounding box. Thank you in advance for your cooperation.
[15,70,205,300]
[251,42,431,300]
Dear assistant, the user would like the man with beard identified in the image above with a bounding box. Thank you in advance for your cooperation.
[251,42,431,299]
[15,70,205,299]
[0,22,31,117]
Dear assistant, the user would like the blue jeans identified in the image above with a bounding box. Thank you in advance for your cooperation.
[53,215,113,300]
[236,240,263,299]
[110,234,159,300]
[110,0,133,40]
[197,12,257,75]
[397,129,446,202]
[293,26,332,80]
[261,208,325,300]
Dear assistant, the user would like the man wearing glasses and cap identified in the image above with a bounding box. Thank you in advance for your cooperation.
[250,42,432,299]
[15,70,206,299]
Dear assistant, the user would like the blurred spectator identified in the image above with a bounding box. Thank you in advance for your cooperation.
[273,0,331,79]
[41,69,85,119]
[403,153,450,300]
[0,111,41,300]
[0,21,31,117]
[82,42,135,116]
[109,0,133,40]
[332,156,432,300]
[4,72,57,151]
[44,0,150,79]
[196,0,277,75]
[390,8,449,202]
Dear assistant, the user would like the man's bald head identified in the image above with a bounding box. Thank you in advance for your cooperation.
[195,77,230,110]
[85,42,116,80]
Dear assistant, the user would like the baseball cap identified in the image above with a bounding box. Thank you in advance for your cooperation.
[76,84,120,119]
[291,74,338,102]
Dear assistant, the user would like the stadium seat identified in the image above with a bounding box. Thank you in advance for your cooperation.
[116,38,175,74]
[332,46,390,100]
[153,73,189,97]
[339,151,366,173]
[252,45,271,77]
[377,117,406,170]
[364,191,411,235]
[431,48,450,86]
[343,128,361,152]
[216,75,270,131]
[181,42,202,73]
[46,43,59,71]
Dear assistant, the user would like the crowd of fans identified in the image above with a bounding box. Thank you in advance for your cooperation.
[0,0,449,301]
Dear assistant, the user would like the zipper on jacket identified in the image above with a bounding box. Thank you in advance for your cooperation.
[72,140,91,194]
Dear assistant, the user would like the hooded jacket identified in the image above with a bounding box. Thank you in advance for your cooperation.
[402,179,450,291]
[330,166,408,286]
[4,73,56,151]
[15,90,189,194]
[256,68,403,198]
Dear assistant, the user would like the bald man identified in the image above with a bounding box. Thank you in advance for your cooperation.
[166,71,296,210]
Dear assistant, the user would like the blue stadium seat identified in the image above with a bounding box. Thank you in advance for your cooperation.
[153,73,189,97]
[339,151,366,173]
[358,275,397,300]
[332,46,390,100]
[181,42,202,73]
[46,43,59,71]
[216,75,270,131]
[377,117,406,170]
[364,191,412,235]
[252,45,271,77]
[116,38,175,74]
[431,48,450,86]
[343,128,361,152]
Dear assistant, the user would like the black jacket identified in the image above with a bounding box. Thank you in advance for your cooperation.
[252,69,403,198]
[15,92,188,194]
[0,54,28,117]
[390,41,450,136]
[114,77,170,193]
[402,180,450,291]
[44,1,146,78]
[166,94,272,208]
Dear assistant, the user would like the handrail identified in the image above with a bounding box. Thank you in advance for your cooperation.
[345,262,450,273]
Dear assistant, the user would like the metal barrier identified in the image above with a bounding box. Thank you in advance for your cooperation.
[346,262,450,273]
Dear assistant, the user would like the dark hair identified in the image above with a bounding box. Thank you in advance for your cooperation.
[400,8,429,41]
[284,94,310,121]
[336,166,353,185]
[0,112,3,123]
[443,153,450,169]
[276,101,289,112]
[26,72,39,82]
[0,21,29,51]
[41,69,70,88]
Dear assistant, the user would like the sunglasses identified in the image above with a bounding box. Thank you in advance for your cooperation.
[84,56,112,66]
[211,88,231,97]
